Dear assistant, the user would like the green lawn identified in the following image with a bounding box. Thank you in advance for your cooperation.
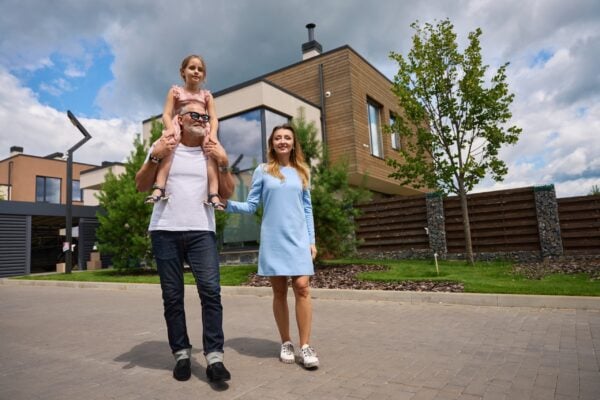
[326,259,600,296]
[19,265,257,286]
[16,259,600,296]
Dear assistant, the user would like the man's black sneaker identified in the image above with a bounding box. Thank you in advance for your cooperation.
[173,358,191,381]
[206,362,231,382]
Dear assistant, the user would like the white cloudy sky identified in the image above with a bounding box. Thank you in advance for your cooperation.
[1,0,599,197]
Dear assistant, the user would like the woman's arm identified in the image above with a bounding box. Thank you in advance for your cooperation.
[223,166,263,214]
[302,187,317,259]
[302,188,316,244]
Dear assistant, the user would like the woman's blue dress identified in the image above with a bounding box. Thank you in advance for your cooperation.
[225,164,315,276]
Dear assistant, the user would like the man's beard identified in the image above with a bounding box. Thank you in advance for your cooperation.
[187,124,207,138]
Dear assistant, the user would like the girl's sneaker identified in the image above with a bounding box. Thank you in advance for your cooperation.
[297,344,319,368]
[279,341,295,364]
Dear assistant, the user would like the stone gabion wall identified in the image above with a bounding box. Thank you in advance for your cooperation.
[534,185,564,258]
[425,193,447,259]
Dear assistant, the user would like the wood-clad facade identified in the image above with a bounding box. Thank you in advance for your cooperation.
[264,45,424,196]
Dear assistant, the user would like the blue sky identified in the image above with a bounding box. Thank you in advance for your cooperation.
[12,40,114,117]
[0,0,599,197]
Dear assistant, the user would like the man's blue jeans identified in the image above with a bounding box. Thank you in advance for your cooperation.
[150,231,224,355]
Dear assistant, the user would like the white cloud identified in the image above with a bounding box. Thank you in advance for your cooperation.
[22,57,54,72]
[0,68,138,165]
[64,65,85,78]
[39,78,73,96]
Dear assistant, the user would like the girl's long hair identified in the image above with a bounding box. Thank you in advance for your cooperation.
[265,125,310,188]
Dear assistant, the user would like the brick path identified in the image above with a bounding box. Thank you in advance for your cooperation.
[0,283,599,399]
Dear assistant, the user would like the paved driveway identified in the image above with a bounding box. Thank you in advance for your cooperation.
[1,282,599,399]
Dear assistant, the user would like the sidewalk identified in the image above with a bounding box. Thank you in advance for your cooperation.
[1,280,599,399]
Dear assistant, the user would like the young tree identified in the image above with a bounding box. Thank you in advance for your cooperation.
[95,120,162,270]
[292,108,370,259]
[387,19,521,265]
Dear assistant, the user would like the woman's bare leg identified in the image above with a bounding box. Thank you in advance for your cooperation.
[269,276,291,343]
[292,275,312,346]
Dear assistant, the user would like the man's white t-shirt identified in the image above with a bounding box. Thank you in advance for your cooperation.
[148,143,215,232]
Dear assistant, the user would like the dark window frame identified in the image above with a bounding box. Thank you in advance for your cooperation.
[35,176,62,204]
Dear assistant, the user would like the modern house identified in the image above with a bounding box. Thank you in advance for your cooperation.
[142,24,427,249]
[0,146,124,276]
[1,24,428,276]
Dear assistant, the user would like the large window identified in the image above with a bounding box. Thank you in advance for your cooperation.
[390,114,401,150]
[36,176,61,203]
[218,108,290,248]
[367,100,383,158]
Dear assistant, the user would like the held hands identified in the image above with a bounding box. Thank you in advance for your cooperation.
[310,244,317,260]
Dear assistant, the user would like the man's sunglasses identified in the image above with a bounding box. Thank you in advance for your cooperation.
[182,111,210,123]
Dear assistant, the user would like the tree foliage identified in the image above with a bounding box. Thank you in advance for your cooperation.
[95,120,162,270]
[292,108,371,259]
[387,19,521,264]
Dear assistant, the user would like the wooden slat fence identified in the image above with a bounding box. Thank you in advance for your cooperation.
[355,196,429,252]
[557,195,600,254]
[356,186,600,258]
[444,187,540,254]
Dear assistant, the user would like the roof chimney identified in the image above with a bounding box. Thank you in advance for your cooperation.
[10,146,23,156]
[302,23,322,60]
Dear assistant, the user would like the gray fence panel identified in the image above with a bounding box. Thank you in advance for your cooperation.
[78,218,99,269]
[0,214,31,277]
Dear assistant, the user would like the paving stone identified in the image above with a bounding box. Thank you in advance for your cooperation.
[1,283,599,400]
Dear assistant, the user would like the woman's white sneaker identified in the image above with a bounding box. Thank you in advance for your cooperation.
[279,341,295,364]
[297,344,319,368]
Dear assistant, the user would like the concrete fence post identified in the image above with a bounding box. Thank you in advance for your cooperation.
[426,192,447,259]
[533,184,563,258]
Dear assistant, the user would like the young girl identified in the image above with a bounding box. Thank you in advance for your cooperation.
[145,54,222,207]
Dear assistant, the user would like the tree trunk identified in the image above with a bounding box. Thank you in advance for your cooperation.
[458,186,475,266]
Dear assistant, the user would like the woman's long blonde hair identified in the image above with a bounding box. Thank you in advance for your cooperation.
[265,125,310,188]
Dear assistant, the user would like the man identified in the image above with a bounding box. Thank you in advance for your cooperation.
[135,103,235,383]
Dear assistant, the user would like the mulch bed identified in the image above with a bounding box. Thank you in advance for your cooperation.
[512,259,600,280]
[242,263,464,292]
[242,259,600,292]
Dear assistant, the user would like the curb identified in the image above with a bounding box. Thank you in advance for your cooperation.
[2,278,600,310]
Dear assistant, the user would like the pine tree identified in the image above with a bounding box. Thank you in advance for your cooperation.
[95,120,162,270]
[292,108,371,259]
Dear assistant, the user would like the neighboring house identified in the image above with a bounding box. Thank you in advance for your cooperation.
[79,162,126,206]
[0,146,123,276]
[142,24,427,249]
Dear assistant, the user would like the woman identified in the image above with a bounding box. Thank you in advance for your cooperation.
[223,124,319,369]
